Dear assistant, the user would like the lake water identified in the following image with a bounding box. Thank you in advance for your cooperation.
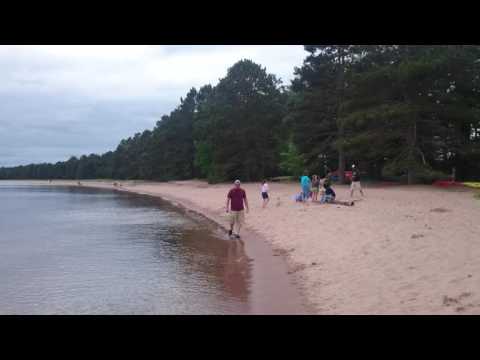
[0,182,254,314]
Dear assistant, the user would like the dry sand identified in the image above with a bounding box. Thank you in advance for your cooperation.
[42,179,480,314]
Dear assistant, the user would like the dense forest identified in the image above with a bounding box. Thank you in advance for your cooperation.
[2,46,480,184]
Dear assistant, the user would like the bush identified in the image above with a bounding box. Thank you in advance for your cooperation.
[382,162,449,184]
[279,140,305,178]
[413,169,450,184]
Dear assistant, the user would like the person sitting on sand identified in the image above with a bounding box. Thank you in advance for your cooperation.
[311,175,320,202]
[321,181,354,206]
[226,180,249,239]
[320,181,336,204]
[300,171,311,202]
[261,179,269,208]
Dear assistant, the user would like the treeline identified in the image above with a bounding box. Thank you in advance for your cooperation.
[2,46,480,184]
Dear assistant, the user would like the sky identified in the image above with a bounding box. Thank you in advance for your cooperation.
[0,45,307,167]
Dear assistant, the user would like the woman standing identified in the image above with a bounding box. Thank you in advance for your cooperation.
[300,171,311,202]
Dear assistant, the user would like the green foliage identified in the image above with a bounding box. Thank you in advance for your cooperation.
[1,47,480,185]
[193,59,286,182]
[279,140,305,177]
[382,163,449,184]
[193,141,214,180]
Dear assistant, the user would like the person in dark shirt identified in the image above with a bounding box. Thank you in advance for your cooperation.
[226,180,249,239]
[321,182,336,203]
[350,164,365,198]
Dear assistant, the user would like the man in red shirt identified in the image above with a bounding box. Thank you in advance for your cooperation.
[226,180,249,239]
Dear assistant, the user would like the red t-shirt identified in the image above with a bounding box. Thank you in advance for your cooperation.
[228,188,246,211]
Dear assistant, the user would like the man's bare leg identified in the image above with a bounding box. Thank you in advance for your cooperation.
[235,221,242,238]
[228,216,234,237]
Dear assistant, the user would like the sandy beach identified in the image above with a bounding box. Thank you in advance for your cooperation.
[41,179,480,314]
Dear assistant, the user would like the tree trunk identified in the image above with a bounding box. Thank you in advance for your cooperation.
[338,145,346,184]
[338,119,346,184]
[336,51,347,184]
[407,120,417,185]
[407,168,414,185]
[375,160,383,180]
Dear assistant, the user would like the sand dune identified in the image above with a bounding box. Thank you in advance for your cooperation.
[44,179,480,314]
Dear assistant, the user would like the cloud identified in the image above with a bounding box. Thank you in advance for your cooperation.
[0,45,306,167]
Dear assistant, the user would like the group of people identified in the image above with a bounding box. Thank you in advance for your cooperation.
[225,166,365,239]
[299,173,353,206]
[298,166,364,206]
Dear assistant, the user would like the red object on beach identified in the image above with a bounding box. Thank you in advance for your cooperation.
[432,180,465,188]
[330,170,353,181]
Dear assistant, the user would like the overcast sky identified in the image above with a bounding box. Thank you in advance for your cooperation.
[0,45,306,167]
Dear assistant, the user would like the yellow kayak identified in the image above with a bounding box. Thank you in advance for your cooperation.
[463,182,480,189]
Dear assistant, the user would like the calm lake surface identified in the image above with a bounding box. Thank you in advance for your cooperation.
[0,182,253,314]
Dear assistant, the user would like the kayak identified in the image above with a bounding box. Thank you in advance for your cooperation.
[433,180,464,187]
[463,182,480,189]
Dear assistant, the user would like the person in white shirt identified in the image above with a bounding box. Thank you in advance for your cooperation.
[261,179,269,208]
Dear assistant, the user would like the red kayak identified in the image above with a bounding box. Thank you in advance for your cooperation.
[432,180,465,188]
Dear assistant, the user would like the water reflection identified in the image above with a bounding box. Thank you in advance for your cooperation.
[0,185,253,314]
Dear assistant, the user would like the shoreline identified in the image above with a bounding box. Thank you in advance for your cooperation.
[6,179,480,314]
[20,180,313,315]
[113,184,313,314]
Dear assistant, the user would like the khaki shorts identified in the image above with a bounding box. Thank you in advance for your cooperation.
[229,210,245,227]
[351,181,362,191]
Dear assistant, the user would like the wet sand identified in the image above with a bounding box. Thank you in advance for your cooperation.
[37,179,480,314]
[129,189,311,314]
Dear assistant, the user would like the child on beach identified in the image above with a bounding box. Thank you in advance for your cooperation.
[261,180,269,208]
[311,175,320,201]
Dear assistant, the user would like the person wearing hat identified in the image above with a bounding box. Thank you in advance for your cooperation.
[350,164,365,198]
[226,180,249,239]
